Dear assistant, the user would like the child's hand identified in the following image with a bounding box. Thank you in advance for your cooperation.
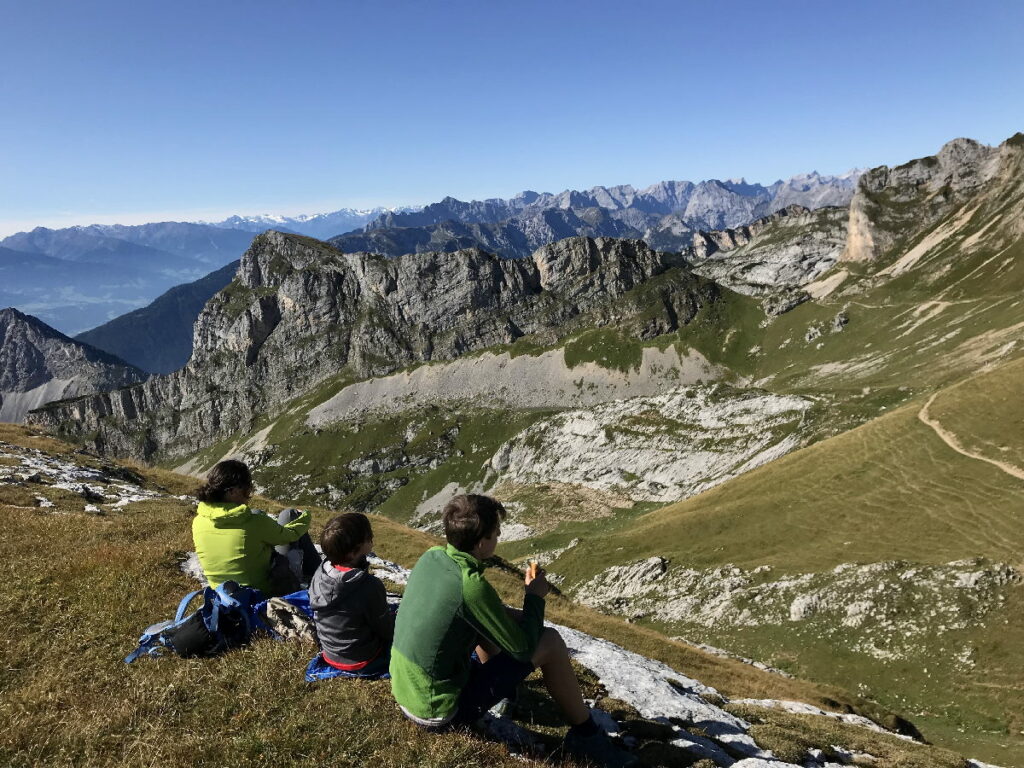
[525,561,550,597]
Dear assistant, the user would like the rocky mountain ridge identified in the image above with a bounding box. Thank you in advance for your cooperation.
[29,234,726,460]
[368,171,860,231]
[0,308,145,423]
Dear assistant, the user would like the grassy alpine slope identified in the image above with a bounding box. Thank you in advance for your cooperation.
[0,424,979,768]
[546,355,1024,766]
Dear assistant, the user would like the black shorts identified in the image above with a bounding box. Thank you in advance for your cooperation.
[407,651,535,731]
[455,651,535,724]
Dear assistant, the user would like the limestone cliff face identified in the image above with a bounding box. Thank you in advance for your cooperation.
[841,136,1014,264]
[30,234,720,460]
[0,308,145,423]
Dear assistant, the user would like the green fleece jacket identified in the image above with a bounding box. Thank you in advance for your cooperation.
[390,544,545,721]
[192,502,311,594]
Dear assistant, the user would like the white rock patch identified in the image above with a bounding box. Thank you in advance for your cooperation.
[489,386,811,502]
[0,441,175,512]
[730,699,914,740]
[575,558,1018,661]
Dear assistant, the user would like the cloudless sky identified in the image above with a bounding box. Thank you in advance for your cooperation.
[1,0,1022,236]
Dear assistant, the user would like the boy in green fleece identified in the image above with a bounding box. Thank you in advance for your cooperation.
[390,494,636,768]
[192,460,319,596]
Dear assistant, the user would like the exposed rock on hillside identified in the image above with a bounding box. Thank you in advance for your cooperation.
[688,205,848,296]
[30,235,725,460]
[489,386,812,502]
[0,308,145,423]
[574,557,1019,661]
[842,135,1017,266]
[307,345,723,428]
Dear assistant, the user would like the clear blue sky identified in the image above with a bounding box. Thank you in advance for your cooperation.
[1,0,1022,236]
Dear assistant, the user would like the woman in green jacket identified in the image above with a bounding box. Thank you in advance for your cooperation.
[192,460,320,595]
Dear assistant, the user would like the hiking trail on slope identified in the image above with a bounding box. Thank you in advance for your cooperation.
[917,393,1024,481]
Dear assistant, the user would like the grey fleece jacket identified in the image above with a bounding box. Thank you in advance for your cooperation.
[308,560,394,666]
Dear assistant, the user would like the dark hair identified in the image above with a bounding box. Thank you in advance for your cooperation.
[196,460,252,503]
[321,512,373,564]
[443,494,506,553]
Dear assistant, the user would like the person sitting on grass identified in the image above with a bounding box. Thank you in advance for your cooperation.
[389,493,636,768]
[308,512,394,677]
[193,459,320,596]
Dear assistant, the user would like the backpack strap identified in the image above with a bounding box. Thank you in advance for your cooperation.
[124,620,175,664]
[125,637,157,664]
[203,588,221,634]
[175,590,204,622]
[214,583,242,609]
[213,583,254,636]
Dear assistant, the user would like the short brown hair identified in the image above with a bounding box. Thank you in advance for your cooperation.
[196,460,252,503]
[321,512,373,563]
[443,494,506,553]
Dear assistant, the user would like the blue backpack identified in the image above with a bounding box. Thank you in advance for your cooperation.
[125,581,266,663]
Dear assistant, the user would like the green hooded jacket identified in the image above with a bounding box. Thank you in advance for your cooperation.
[390,544,545,721]
[192,502,311,594]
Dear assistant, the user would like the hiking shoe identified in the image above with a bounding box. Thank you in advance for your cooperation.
[561,729,638,768]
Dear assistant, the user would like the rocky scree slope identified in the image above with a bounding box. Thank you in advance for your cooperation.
[688,205,848,302]
[29,234,726,461]
[0,308,145,424]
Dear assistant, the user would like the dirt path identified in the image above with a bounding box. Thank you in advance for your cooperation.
[918,393,1024,481]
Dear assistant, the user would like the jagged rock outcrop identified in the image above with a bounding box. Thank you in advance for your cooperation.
[842,135,1018,264]
[29,234,724,460]
[0,308,145,423]
[688,205,848,296]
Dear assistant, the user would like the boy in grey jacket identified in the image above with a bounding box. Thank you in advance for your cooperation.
[308,512,394,676]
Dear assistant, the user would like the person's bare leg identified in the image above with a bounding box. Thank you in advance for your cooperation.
[532,627,589,725]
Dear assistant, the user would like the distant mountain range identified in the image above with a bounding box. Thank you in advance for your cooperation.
[330,171,861,259]
[1,169,858,364]
[0,223,255,334]
[209,207,420,241]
